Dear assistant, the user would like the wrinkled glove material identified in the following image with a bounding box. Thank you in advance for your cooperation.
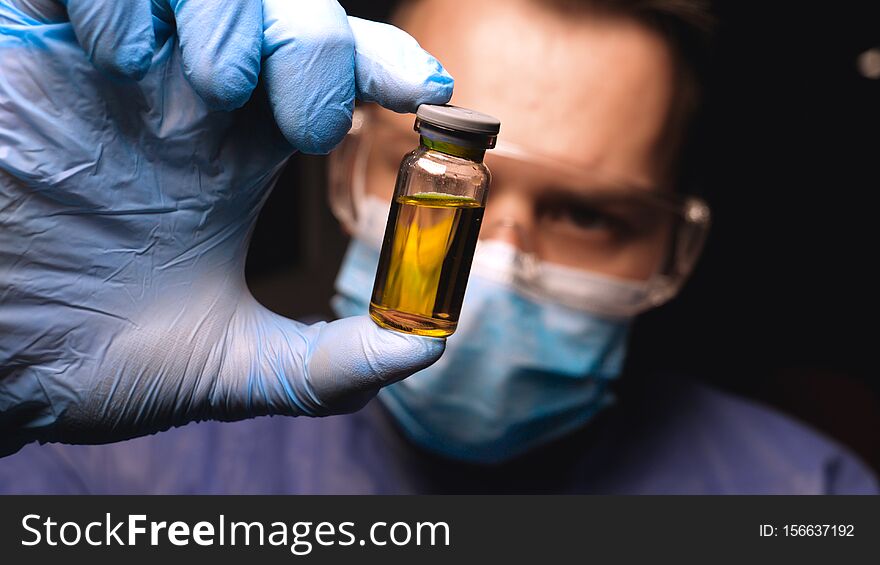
[0,0,452,455]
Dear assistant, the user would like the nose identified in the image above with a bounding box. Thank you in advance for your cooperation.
[480,188,534,252]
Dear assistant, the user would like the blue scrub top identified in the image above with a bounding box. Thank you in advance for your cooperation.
[0,375,876,494]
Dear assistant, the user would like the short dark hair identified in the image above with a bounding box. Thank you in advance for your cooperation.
[393,0,715,192]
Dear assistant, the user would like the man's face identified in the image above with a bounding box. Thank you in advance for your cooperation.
[362,0,680,280]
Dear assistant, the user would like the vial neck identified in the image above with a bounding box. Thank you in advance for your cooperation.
[420,136,486,162]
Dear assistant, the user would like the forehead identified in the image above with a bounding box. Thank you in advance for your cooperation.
[388,0,678,188]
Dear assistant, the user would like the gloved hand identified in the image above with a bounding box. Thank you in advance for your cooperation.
[0,0,453,456]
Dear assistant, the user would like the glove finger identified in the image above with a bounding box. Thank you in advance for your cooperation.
[305,316,445,414]
[348,16,454,113]
[163,0,262,110]
[261,0,356,154]
[65,0,155,80]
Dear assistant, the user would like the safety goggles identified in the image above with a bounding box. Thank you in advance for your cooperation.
[328,107,710,315]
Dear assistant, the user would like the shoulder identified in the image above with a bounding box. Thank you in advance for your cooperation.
[650,379,879,494]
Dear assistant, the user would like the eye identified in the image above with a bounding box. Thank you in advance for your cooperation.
[538,198,633,238]
[563,203,614,230]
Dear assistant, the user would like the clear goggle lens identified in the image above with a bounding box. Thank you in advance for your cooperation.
[329,107,711,316]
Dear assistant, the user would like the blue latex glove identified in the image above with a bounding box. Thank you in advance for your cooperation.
[0,0,453,456]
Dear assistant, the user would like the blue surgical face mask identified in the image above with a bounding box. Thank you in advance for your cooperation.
[332,230,635,464]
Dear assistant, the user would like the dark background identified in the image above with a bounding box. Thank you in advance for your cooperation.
[245,1,880,471]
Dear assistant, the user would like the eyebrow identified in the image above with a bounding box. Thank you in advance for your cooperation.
[529,181,685,216]
[486,157,664,199]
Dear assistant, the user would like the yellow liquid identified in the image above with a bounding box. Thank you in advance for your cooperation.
[370,193,484,337]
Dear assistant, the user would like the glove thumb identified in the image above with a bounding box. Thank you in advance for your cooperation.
[304,316,445,414]
[221,306,444,419]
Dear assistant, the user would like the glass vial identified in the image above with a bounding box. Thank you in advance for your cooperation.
[369,104,501,337]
